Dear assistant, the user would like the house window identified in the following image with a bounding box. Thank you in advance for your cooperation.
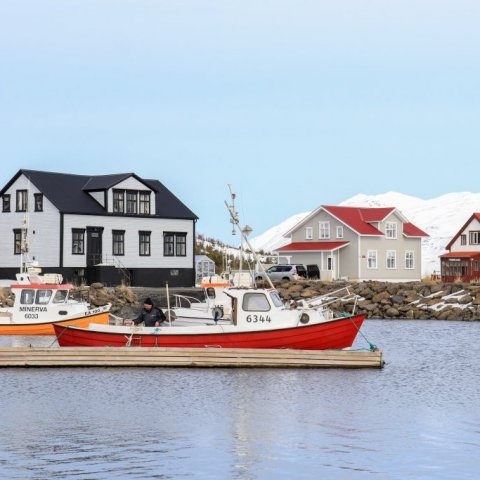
[163,232,187,256]
[72,229,85,255]
[385,222,397,239]
[13,229,22,255]
[164,233,174,256]
[16,190,28,212]
[126,191,138,214]
[2,194,10,212]
[34,193,43,212]
[112,230,125,256]
[139,231,151,256]
[176,234,186,256]
[460,234,467,246]
[319,222,330,239]
[367,250,377,269]
[469,231,480,245]
[139,192,151,215]
[405,251,414,269]
[305,227,313,240]
[113,190,124,213]
[386,250,396,269]
[336,226,344,238]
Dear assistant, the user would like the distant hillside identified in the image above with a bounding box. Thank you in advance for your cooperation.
[249,192,480,275]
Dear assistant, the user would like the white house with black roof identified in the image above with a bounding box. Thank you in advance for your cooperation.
[0,169,198,287]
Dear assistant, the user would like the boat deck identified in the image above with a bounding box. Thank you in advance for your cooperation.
[0,346,384,368]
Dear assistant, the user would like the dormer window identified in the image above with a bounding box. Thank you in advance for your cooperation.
[139,191,151,215]
[113,190,124,213]
[126,191,138,214]
[385,222,397,239]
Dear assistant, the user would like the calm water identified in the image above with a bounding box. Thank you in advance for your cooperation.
[0,320,479,479]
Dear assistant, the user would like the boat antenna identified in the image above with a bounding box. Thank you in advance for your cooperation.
[225,186,274,290]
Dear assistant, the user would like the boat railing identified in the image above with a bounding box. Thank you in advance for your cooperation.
[300,286,360,313]
[173,294,206,310]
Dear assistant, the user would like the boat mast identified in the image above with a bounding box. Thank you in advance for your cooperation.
[20,184,30,274]
[225,186,274,289]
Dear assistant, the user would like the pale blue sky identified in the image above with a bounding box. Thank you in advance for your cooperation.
[1,1,479,242]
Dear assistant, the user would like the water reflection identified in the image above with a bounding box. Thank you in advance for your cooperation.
[0,321,479,479]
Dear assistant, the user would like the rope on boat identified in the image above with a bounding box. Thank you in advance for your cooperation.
[343,312,377,352]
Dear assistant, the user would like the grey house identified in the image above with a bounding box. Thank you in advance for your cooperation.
[0,169,198,287]
[276,205,429,282]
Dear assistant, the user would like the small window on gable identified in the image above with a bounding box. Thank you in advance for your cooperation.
[305,227,313,240]
[2,194,11,212]
[460,234,467,246]
[336,226,344,238]
[386,222,397,239]
[319,222,330,239]
[16,190,28,212]
[34,193,43,212]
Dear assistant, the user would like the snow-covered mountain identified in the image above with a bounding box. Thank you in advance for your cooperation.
[249,192,480,276]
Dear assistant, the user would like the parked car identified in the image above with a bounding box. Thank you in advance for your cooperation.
[255,264,308,282]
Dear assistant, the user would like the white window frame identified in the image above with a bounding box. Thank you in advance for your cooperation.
[367,250,377,269]
[305,227,313,240]
[385,222,397,239]
[319,221,330,239]
[386,250,397,269]
[405,251,414,269]
[336,226,344,239]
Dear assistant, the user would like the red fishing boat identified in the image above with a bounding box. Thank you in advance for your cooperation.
[54,286,367,349]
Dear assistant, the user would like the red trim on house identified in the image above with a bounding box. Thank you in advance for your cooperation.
[445,213,480,250]
[439,251,480,258]
[276,241,349,252]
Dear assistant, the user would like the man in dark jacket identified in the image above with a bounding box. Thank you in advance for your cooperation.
[131,297,166,327]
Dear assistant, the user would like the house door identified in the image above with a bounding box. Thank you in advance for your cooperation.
[86,227,103,267]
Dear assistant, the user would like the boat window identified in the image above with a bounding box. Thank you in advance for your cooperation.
[20,289,35,305]
[53,290,68,303]
[269,291,284,308]
[36,289,53,305]
[242,293,270,312]
[206,287,216,300]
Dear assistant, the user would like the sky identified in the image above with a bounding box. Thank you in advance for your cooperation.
[1,1,480,244]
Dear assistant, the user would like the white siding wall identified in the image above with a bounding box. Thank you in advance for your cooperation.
[63,214,193,268]
[106,177,156,215]
[449,218,480,252]
[0,174,60,268]
[88,191,105,208]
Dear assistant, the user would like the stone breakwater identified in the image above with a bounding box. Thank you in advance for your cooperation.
[2,280,479,321]
[274,280,480,321]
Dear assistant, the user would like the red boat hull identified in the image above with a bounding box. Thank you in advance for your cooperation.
[54,314,366,350]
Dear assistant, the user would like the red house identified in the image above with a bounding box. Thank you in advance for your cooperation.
[440,213,480,282]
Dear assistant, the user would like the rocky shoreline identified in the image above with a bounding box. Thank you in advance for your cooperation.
[92,280,480,321]
[2,280,480,321]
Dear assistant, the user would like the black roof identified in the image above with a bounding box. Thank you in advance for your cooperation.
[1,169,197,220]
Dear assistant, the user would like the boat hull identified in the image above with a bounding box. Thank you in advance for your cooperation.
[54,314,366,350]
[0,310,110,335]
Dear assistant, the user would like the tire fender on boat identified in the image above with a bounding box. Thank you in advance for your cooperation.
[299,313,310,324]
[212,306,224,320]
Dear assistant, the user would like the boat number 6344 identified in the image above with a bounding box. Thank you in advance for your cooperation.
[246,315,271,323]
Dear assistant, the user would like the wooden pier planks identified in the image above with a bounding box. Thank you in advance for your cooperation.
[0,347,384,368]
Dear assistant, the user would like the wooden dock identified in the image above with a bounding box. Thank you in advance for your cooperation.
[0,347,384,368]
